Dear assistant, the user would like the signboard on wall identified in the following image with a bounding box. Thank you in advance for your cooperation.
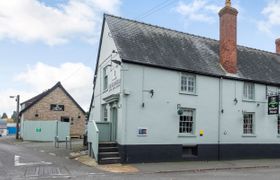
[50,104,64,111]
[268,96,279,115]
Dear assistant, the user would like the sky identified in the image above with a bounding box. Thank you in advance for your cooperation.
[1,0,280,116]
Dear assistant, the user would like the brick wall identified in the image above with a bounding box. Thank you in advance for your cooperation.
[219,6,238,74]
[22,87,86,137]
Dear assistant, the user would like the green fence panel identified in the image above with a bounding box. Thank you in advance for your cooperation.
[96,122,111,142]
[22,120,69,142]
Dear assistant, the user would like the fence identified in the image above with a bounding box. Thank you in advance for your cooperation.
[21,120,69,142]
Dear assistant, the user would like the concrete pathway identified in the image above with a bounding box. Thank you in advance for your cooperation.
[132,159,280,174]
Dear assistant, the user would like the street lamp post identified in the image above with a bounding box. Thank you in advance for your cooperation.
[10,95,20,139]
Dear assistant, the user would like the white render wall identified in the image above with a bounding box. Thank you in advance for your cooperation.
[122,63,280,145]
[90,19,280,146]
[90,21,124,143]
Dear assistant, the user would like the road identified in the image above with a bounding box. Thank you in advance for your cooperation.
[1,137,280,179]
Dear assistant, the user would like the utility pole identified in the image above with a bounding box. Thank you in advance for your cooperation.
[16,95,20,139]
[10,95,20,139]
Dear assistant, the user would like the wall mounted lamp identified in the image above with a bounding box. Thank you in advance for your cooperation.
[233,98,238,105]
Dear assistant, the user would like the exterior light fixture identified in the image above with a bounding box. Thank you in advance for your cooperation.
[177,104,183,115]
[111,59,121,65]
[233,98,238,105]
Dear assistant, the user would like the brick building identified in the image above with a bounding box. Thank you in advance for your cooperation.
[20,82,86,137]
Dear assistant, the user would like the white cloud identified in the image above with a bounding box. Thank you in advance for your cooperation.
[175,0,221,24]
[258,0,280,35]
[0,62,93,116]
[0,0,121,45]
[0,89,35,117]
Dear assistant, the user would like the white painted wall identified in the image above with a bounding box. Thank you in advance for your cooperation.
[89,21,124,143]
[121,63,280,145]
[89,19,280,146]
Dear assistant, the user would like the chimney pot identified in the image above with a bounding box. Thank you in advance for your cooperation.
[276,38,280,54]
[219,1,238,74]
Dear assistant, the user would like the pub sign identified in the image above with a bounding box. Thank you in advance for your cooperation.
[268,96,279,115]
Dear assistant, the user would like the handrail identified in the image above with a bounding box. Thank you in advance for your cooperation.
[93,120,100,133]
[88,120,99,162]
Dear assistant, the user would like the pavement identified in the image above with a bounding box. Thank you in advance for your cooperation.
[3,135,280,176]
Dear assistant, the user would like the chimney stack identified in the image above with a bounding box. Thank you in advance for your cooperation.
[276,38,280,54]
[219,0,238,74]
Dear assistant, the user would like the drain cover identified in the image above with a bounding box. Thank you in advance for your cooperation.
[25,166,70,178]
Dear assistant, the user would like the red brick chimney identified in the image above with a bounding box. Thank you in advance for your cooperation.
[219,0,238,74]
[276,38,280,54]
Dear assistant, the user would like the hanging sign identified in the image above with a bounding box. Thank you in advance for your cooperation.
[268,96,279,115]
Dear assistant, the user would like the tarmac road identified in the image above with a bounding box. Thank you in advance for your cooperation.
[2,137,280,180]
[0,137,101,179]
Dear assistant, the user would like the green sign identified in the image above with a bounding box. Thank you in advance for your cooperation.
[35,128,41,132]
[268,96,279,115]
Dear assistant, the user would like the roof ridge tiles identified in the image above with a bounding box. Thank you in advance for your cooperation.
[104,13,278,56]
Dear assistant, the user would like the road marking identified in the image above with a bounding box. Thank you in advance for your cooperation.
[25,166,71,178]
[48,153,56,156]
[88,172,105,176]
[40,150,45,152]
[14,155,52,167]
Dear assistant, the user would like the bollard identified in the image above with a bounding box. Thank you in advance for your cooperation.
[54,136,59,148]
[66,136,72,150]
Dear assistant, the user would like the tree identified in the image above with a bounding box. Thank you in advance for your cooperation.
[1,112,8,119]
[11,111,17,122]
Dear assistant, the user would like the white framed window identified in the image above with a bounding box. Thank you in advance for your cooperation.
[103,67,108,91]
[243,113,254,135]
[102,105,108,121]
[179,108,195,134]
[243,82,255,100]
[181,73,196,94]
[277,115,280,135]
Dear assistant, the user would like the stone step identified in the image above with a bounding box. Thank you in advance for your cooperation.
[99,146,118,152]
[99,142,118,148]
[99,157,121,164]
[99,152,119,158]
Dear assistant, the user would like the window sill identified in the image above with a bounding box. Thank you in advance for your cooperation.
[179,92,198,96]
[242,99,256,103]
[178,134,196,137]
[242,134,256,137]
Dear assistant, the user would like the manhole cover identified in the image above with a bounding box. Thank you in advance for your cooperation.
[25,166,70,178]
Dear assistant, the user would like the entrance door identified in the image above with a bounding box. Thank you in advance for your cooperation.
[110,107,118,142]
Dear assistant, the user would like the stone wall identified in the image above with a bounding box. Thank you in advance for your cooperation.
[22,87,86,137]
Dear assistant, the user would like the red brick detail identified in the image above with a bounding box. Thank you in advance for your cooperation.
[276,38,280,54]
[219,6,238,74]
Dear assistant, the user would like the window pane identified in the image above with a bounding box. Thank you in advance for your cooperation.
[278,116,280,135]
[243,113,254,134]
[181,74,195,93]
[244,83,254,100]
[179,109,194,134]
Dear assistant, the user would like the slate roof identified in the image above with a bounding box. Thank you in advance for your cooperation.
[104,14,280,86]
[20,82,85,115]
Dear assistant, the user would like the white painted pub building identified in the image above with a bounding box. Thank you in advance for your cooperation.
[88,1,280,164]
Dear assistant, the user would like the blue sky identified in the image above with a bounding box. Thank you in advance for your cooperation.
[1,0,280,116]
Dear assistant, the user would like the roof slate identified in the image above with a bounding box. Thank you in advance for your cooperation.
[105,14,280,85]
[20,82,85,115]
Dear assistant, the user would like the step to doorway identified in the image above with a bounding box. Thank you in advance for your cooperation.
[98,142,121,164]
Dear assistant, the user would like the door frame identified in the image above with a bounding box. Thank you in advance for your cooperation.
[110,104,118,142]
